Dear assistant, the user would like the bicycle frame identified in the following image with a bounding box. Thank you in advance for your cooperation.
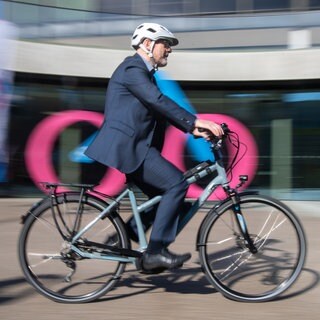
[53,130,260,265]
[68,156,230,264]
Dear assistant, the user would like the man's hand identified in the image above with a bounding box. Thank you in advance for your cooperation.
[192,119,224,140]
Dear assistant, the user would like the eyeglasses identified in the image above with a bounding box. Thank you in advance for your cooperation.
[156,39,171,49]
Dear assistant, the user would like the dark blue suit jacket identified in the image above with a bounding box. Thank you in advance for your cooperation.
[85,53,196,174]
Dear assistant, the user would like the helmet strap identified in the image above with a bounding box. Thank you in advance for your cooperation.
[149,40,156,56]
[139,41,158,68]
[139,43,153,58]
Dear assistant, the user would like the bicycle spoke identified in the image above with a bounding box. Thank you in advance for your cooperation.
[254,213,288,250]
[28,253,62,268]
[19,193,129,303]
[220,252,253,281]
[199,195,306,302]
[32,214,61,235]
[205,236,235,246]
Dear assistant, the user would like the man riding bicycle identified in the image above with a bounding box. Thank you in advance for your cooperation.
[85,23,223,273]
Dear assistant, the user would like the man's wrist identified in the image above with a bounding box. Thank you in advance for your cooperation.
[190,120,197,133]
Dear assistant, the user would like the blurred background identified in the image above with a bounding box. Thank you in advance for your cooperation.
[0,0,319,200]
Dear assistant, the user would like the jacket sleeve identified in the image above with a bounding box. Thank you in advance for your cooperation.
[123,64,196,133]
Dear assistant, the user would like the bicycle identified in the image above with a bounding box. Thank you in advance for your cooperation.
[18,124,306,303]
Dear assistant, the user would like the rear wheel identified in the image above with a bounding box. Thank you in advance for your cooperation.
[18,193,129,303]
[198,194,306,302]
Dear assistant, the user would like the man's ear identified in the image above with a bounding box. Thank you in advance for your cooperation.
[143,38,152,50]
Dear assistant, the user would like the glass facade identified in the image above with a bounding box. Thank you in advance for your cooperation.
[7,73,320,199]
[1,1,320,199]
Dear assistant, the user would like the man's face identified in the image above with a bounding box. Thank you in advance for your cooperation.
[151,39,172,67]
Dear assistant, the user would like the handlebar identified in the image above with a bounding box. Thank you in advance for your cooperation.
[196,123,243,181]
[198,123,230,150]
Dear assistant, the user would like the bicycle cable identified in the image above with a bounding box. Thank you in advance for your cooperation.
[224,129,248,184]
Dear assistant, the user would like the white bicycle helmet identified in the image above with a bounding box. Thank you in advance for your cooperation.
[131,23,178,56]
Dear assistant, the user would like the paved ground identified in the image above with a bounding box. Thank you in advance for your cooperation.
[0,198,319,320]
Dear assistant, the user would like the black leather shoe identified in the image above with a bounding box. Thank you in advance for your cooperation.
[142,248,191,272]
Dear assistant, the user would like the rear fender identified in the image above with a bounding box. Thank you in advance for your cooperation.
[20,192,113,224]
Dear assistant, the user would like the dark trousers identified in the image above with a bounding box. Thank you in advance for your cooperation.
[126,147,189,253]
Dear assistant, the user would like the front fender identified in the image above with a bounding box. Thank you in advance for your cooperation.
[195,191,259,251]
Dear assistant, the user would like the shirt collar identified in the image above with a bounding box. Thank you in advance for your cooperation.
[137,52,157,73]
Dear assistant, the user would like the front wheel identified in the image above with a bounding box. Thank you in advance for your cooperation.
[198,194,306,302]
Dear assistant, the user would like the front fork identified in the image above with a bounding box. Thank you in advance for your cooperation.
[226,186,258,254]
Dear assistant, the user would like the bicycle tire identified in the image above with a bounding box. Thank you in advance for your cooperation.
[18,193,130,303]
[198,194,306,302]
